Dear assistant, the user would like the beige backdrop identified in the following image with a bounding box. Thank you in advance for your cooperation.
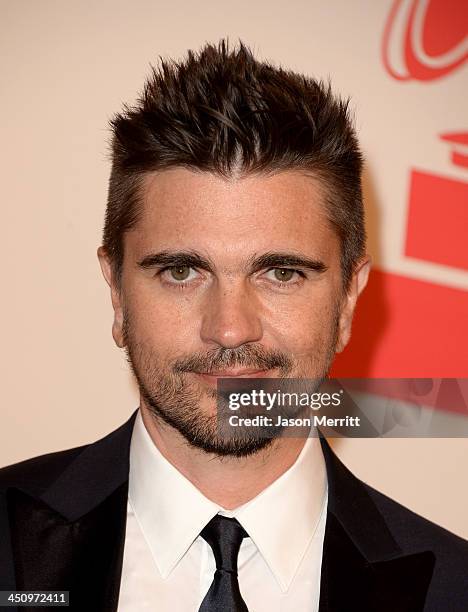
[2,0,467,539]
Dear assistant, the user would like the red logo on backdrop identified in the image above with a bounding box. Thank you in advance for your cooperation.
[405,134,468,271]
[382,0,468,81]
[332,2,468,382]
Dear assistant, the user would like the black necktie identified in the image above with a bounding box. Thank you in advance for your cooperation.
[198,515,249,612]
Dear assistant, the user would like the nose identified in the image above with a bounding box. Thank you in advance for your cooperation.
[200,280,263,349]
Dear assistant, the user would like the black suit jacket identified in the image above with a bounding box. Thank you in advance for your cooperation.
[1,410,467,611]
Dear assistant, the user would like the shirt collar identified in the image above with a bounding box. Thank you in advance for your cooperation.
[231,432,328,591]
[129,409,220,578]
[129,408,327,590]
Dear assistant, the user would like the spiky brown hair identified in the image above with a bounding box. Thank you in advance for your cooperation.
[103,40,365,290]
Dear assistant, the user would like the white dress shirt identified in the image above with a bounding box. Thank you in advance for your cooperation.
[117,409,328,611]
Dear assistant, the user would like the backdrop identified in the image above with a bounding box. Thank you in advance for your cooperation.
[2,0,467,538]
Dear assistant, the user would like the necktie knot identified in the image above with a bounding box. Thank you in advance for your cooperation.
[199,514,249,610]
[200,515,248,574]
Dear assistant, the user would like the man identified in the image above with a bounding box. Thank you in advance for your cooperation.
[0,41,467,612]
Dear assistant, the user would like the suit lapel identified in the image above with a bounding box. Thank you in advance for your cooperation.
[6,411,137,612]
[318,436,435,611]
[8,483,128,612]
[319,511,435,611]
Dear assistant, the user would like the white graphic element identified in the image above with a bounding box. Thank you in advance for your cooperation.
[384,0,468,79]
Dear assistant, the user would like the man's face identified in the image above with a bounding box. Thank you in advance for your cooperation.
[99,168,369,456]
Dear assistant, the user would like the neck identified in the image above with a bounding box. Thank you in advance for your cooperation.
[140,402,307,510]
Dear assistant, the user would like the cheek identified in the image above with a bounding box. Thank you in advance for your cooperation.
[124,286,201,353]
[264,292,339,355]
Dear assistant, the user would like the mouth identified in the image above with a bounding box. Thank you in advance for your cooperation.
[193,368,277,387]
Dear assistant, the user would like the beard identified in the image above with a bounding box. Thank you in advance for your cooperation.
[122,312,339,458]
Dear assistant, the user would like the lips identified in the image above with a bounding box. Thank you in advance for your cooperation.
[194,368,276,385]
[200,368,271,377]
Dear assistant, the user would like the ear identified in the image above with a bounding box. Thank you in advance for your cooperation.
[97,246,126,348]
[335,256,371,354]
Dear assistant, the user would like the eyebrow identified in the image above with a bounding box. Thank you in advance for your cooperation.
[247,251,328,274]
[136,250,327,274]
[137,250,215,273]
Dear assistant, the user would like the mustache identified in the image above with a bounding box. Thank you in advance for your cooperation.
[173,345,293,375]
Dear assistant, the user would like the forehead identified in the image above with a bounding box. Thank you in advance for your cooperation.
[126,167,339,262]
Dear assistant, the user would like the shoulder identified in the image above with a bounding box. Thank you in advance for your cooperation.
[0,445,88,495]
[0,412,137,504]
[365,481,468,553]
[363,481,468,607]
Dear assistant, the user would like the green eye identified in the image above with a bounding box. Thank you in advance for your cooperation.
[170,266,191,281]
[273,268,295,282]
